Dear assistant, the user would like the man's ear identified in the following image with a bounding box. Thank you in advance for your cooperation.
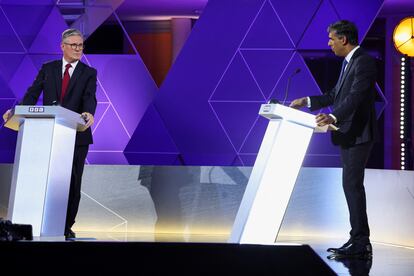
[342,36,348,46]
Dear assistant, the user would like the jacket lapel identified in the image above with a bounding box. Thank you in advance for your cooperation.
[54,60,62,101]
[335,48,361,99]
[64,61,84,100]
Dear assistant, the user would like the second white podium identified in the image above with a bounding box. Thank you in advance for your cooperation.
[229,103,327,244]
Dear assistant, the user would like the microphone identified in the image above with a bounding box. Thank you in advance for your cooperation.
[282,68,301,105]
[268,99,279,104]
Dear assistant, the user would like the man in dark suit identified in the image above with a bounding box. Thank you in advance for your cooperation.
[290,20,377,258]
[2,29,97,239]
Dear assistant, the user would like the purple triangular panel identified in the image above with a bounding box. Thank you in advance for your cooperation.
[307,133,338,155]
[124,104,179,153]
[2,4,53,49]
[269,52,322,104]
[95,83,109,103]
[239,115,268,153]
[29,7,68,54]
[89,106,130,151]
[302,154,341,167]
[297,0,340,49]
[210,52,264,101]
[211,102,262,151]
[86,152,129,165]
[0,10,25,52]
[86,54,157,136]
[124,153,180,165]
[0,54,25,83]
[0,99,16,121]
[231,155,244,166]
[1,0,54,4]
[331,0,384,42]
[28,54,61,70]
[70,6,114,38]
[180,153,238,166]
[8,55,38,101]
[374,83,386,119]
[90,102,110,133]
[241,49,294,99]
[0,75,14,98]
[239,154,258,166]
[270,0,321,46]
[241,0,294,49]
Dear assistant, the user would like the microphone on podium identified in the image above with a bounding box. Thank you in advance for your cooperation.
[282,68,301,105]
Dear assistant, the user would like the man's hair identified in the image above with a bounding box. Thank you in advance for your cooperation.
[327,20,358,46]
[61,28,83,42]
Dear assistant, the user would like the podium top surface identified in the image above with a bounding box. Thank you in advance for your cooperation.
[259,104,337,132]
[259,104,317,128]
[4,105,86,131]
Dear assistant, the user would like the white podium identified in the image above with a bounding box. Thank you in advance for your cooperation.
[5,105,85,238]
[229,103,329,244]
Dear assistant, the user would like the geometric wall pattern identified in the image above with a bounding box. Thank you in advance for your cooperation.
[126,0,385,166]
[0,0,385,167]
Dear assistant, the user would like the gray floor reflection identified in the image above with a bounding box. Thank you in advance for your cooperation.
[138,166,198,235]
[138,166,249,239]
[329,257,372,276]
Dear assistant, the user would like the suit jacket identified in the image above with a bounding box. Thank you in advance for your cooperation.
[309,48,377,147]
[21,60,97,145]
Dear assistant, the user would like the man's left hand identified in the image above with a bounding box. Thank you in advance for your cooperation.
[81,112,94,129]
[315,113,334,126]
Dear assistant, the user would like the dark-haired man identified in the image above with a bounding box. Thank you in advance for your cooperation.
[290,20,377,259]
[2,28,97,239]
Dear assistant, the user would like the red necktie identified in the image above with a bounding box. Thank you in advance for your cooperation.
[61,63,72,102]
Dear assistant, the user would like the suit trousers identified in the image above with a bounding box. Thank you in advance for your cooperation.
[65,145,89,232]
[340,142,373,244]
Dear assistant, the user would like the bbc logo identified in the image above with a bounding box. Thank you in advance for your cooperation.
[28,107,44,113]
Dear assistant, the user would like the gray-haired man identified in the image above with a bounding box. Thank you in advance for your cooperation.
[3,29,97,239]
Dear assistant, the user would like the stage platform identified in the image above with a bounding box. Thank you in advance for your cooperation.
[1,165,414,274]
[1,233,414,275]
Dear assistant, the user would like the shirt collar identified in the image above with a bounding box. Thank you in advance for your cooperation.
[62,58,79,69]
[345,45,360,63]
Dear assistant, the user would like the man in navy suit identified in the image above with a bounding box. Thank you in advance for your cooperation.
[290,20,377,258]
[3,29,97,239]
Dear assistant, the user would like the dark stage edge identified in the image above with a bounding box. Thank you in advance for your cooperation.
[0,241,335,274]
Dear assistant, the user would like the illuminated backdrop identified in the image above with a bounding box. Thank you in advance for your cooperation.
[0,0,385,166]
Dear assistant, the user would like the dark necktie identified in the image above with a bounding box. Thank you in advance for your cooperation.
[338,59,348,83]
[61,63,72,102]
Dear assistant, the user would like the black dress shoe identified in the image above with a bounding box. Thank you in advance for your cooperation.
[327,239,353,253]
[333,242,372,259]
[65,229,76,239]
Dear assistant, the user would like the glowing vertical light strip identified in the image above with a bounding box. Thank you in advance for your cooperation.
[400,56,406,170]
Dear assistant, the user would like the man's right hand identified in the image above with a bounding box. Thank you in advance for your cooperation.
[289,97,308,109]
[2,109,11,123]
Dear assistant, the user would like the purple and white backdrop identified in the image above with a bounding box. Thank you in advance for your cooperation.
[0,0,385,166]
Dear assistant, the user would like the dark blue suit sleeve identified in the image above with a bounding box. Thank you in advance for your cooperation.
[20,64,46,105]
[82,68,97,115]
[309,88,335,111]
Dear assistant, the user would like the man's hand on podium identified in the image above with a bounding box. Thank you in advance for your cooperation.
[81,112,94,130]
[316,113,334,126]
[289,97,308,109]
[2,109,11,123]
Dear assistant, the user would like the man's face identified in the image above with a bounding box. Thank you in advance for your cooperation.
[61,35,84,63]
[328,31,346,57]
